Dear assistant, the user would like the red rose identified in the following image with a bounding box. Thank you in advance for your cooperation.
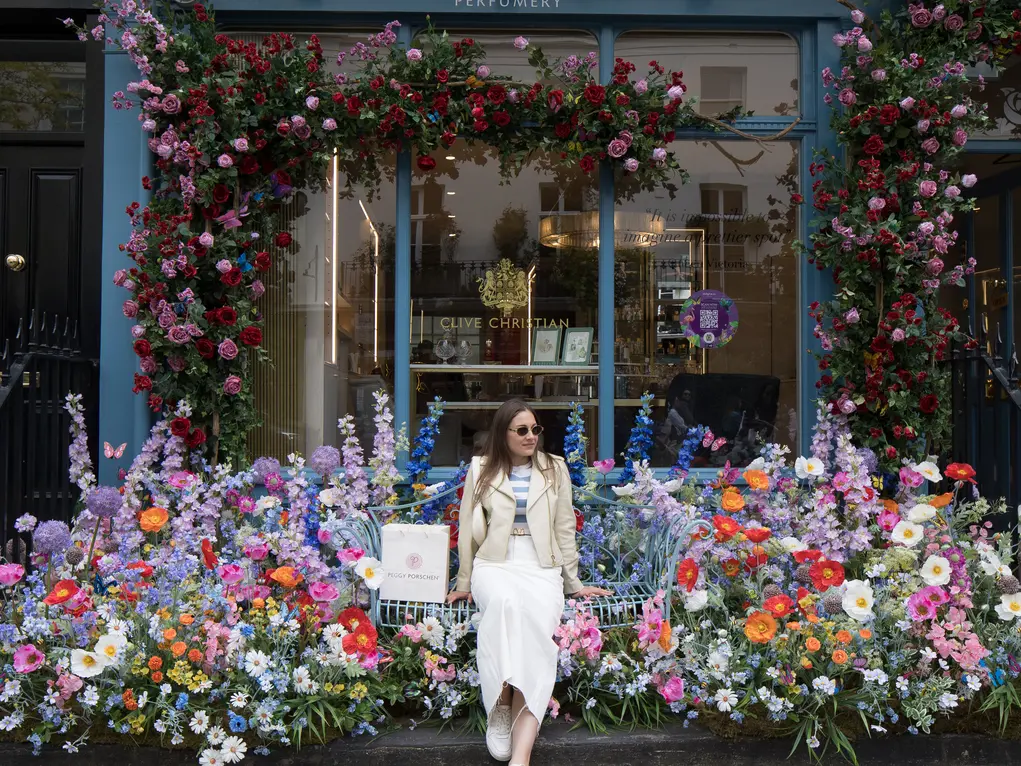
[239,155,260,175]
[132,373,152,393]
[579,154,596,173]
[133,339,152,357]
[221,267,243,287]
[863,135,885,155]
[274,232,293,248]
[254,251,271,271]
[275,170,292,187]
[878,104,901,126]
[487,85,507,105]
[169,417,191,437]
[554,122,572,139]
[919,394,939,414]
[195,338,215,359]
[148,395,164,412]
[253,92,266,106]
[583,83,606,105]
[212,184,230,204]
[417,156,436,171]
[492,111,511,127]
[218,306,237,325]
[547,89,564,111]
[276,121,290,136]
[436,69,449,83]
[473,118,489,132]
[239,326,263,346]
[186,428,207,450]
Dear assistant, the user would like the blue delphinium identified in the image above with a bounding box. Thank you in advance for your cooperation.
[670,425,709,479]
[418,462,468,525]
[618,393,654,485]
[407,398,445,484]
[563,403,588,487]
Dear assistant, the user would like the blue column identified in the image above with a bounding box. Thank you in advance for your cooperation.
[798,21,839,454]
[98,47,150,485]
[596,24,615,460]
[393,24,413,466]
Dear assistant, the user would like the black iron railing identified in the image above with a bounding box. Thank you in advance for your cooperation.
[949,329,1021,519]
[0,313,98,561]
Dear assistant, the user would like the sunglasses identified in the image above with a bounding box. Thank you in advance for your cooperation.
[508,425,544,437]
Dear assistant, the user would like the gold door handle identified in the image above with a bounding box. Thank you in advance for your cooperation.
[5,254,25,272]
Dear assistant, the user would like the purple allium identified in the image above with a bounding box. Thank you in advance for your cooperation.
[250,457,281,480]
[86,486,123,519]
[32,520,72,556]
[309,445,341,477]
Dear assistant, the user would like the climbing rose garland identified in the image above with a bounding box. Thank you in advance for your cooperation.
[806,0,1021,470]
[71,2,717,462]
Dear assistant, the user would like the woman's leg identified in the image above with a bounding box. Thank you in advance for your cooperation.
[498,682,512,706]
[509,688,539,765]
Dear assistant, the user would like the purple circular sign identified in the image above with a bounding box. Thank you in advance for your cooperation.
[681,290,739,349]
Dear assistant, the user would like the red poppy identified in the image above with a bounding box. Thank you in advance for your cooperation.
[809,559,845,591]
[763,594,795,619]
[712,514,742,542]
[793,549,823,564]
[745,527,772,543]
[127,560,153,578]
[201,538,218,570]
[43,579,80,606]
[342,622,378,656]
[945,463,976,483]
[338,606,371,631]
[722,558,741,577]
[676,558,699,592]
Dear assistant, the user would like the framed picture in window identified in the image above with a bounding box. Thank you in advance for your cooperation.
[531,326,561,366]
[560,327,594,367]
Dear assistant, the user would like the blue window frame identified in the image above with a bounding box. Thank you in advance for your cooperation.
[99,3,848,483]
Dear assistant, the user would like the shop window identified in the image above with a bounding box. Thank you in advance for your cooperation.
[615,31,799,117]
[0,61,86,132]
[700,67,747,113]
[410,144,599,466]
[969,54,1021,141]
[614,140,801,467]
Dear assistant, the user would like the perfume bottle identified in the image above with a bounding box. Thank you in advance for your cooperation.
[484,338,495,364]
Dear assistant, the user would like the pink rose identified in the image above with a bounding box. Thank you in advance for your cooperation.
[223,375,242,395]
[244,542,270,561]
[476,65,490,79]
[838,88,857,106]
[513,36,529,50]
[634,79,648,94]
[961,174,977,188]
[323,118,337,131]
[250,280,266,299]
[199,232,214,248]
[921,137,940,155]
[844,308,860,324]
[607,139,628,158]
[139,357,157,374]
[167,326,191,344]
[660,676,685,704]
[910,7,933,27]
[0,563,25,586]
[217,154,233,168]
[305,96,319,111]
[216,259,232,274]
[900,97,916,109]
[927,258,944,276]
[624,158,639,172]
[233,138,249,152]
[122,300,139,318]
[891,328,906,342]
[857,37,872,52]
[406,48,423,61]
[952,129,968,147]
[217,564,245,584]
[161,94,181,114]
[919,180,938,198]
[944,185,961,199]
[337,548,365,566]
[308,581,341,602]
[218,339,239,360]
[951,105,967,119]
[943,14,963,31]
[618,130,633,147]
[13,644,45,674]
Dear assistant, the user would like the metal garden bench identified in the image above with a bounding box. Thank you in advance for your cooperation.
[336,483,710,629]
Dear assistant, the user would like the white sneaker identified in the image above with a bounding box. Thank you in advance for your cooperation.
[486,704,512,761]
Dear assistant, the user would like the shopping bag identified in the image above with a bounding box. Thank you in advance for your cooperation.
[379,523,451,604]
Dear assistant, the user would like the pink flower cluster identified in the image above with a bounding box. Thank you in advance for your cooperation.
[555,600,603,661]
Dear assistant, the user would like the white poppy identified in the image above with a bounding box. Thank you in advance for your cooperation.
[920,555,951,586]
[69,650,109,678]
[980,551,1010,577]
[746,457,767,471]
[912,461,942,482]
[660,479,683,493]
[611,483,637,497]
[996,594,1021,621]
[355,556,386,589]
[683,589,709,613]
[318,488,342,507]
[842,579,875,621]
[907,503,937,523]
[255,495,281,512]
[422,482,447,498]
[94,633,127,665]
[891,520,924,547]
[779,536,808,553]
[795,456,824,480]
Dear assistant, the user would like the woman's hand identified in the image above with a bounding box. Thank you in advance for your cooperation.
[446,590,472,605]
[571,586,613,599]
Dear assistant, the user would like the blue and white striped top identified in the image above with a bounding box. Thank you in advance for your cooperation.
[509,462,532,532]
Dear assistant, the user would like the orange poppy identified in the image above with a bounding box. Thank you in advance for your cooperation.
[722,558,742,577]
[658,620,673,653]
[786,621,802,631]
[805,637,821,652]
[930,492,953,509]
[832,649,848,665]
[139,507,169,533]
[712,514,742,542]
[721,489,745,513]
[882,499,899,513]
[270,566,304,588]
[743,470,770,491]
[744,611,777,644]
[676,558,699,593]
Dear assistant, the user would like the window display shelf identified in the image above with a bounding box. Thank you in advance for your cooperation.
[411,364,597,375]
[439,398,665,410]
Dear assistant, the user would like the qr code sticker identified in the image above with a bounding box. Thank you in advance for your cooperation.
[699,308,719,330]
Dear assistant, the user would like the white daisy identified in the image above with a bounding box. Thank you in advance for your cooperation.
[243,650,271,678]
[189,710,210,734]
[713,687,737,712]
[206,725,227,746]
[220,736,247,763]
[419,616,445,647]
[199,748,225,766]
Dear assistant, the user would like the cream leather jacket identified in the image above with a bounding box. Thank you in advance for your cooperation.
[454,452,583,595]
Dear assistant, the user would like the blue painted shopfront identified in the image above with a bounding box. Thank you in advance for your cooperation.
[98,0,906,484]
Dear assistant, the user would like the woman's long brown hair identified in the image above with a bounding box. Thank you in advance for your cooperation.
[473,399,558,504]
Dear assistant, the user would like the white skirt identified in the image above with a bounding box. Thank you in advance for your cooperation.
[471,535,564,729]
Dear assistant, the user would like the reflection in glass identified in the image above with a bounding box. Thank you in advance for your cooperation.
[615,140,801,467]
[410,143,598,465]
[0,61,86,132]
[614,32,799,117]
[970,55,1021,141]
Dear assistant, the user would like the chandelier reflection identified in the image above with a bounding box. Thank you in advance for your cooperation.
[538,211,665,249]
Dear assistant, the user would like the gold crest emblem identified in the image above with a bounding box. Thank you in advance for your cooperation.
[477,259,529,316]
